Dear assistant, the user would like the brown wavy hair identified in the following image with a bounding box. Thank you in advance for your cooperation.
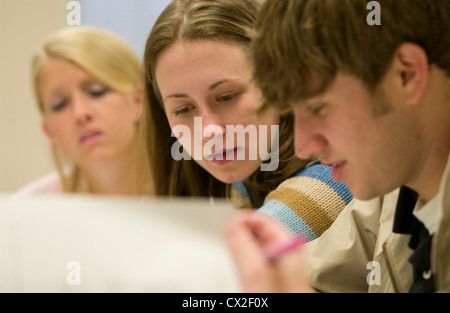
[143,0,312,207]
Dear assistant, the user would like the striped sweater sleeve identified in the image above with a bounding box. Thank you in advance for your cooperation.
[257,162,353,241]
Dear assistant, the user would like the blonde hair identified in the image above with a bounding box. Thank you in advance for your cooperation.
[32,26,152,194]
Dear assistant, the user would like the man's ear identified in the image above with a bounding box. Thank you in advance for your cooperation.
[42,121,59,147]
[392,42,429,105]
[132,84,144,122]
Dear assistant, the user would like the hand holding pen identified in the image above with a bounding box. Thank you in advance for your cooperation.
[226,210,312,293]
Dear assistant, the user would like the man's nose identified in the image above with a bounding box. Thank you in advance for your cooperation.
[294,114,327,160]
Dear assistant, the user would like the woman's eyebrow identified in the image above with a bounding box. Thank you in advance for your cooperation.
[209,78,239,91]
[164,77,241,101]
[164,93,189,101]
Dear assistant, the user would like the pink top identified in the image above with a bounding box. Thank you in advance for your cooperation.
[13,172,63,197]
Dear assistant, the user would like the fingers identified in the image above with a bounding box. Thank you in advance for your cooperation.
[247,212,294,253]
[225,211,313,293]
[277,247,313,293]
[226,212,277,292]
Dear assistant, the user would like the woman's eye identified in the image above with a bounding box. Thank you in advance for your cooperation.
[51,99,67,112]
[87,85,109,98]
[217,93,239,103]
[174,105,193,116]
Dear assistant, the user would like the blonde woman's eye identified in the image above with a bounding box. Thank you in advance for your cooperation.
[87,85,109,98]
[51,99,68,112]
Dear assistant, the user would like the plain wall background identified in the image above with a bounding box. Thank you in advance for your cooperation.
[0,0,170,193]
[0,0,66,193]
[80,0,171,58]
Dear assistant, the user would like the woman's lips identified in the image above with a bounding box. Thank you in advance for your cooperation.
[80,130,103,146]
[207,148,239,165]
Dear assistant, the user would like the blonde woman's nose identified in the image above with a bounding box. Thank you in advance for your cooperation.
[72,94,93,124]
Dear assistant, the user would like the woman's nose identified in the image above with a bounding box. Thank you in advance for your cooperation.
[199,109,226,141]
[72,94,93,125]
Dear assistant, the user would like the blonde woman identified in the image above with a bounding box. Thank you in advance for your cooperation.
[143,0,353,240]
[15,26,152,196]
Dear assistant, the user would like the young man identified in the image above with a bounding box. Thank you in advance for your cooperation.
[226,0,450,292]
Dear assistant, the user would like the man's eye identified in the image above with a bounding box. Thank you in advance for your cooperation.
[307,103,325,115]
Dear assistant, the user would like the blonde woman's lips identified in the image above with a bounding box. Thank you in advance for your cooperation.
[80,130,103,146]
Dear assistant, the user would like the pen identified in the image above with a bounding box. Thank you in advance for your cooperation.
[266,237,306,263]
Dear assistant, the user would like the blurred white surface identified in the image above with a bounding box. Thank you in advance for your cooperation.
[0,194,240,292]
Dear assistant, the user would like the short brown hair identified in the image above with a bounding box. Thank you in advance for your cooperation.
[252,0,450,112]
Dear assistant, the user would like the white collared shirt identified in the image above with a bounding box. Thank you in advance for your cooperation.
[414,195,439,235]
